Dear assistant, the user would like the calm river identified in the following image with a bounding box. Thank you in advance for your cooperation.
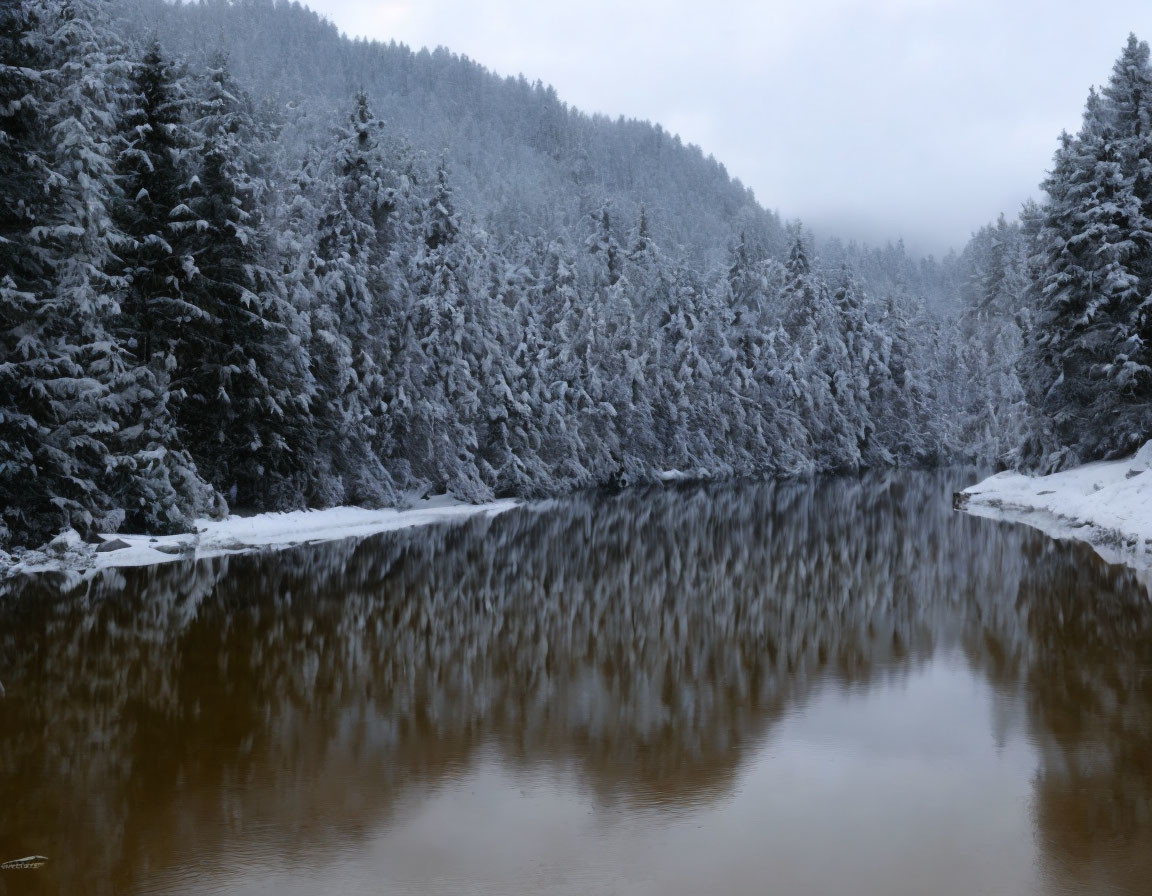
[1,472,1150,895]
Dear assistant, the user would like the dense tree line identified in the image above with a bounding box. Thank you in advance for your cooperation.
[0,0,952,551]
[16,9,1150,554]
[6,3,1149,553]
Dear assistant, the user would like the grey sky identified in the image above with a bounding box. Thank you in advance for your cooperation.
[307,0,1149,255]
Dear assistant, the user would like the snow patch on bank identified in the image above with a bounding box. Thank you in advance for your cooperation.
[959,446,1152,574]
[3,496,519,578]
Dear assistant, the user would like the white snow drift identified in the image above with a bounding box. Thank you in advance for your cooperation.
[4,496,519,577]
[959,441,1152,572]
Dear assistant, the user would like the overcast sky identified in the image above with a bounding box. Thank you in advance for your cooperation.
[308,0,1147,255]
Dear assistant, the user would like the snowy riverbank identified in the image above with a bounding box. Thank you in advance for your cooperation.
[2,496,519,579]
[957,443,1152,573]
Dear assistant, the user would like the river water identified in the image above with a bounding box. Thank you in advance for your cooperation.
[1,471,1150,895]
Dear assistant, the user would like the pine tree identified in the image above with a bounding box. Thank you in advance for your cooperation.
[720,240,809,475]
[112,40,218,530]
[0,0,60,546]
[476,248,551,496]
[872,291,935,464]
[832,273,881,465]
[529,238,601,488]
[176,54,314,509]
[951,216,1030,465]
[0,0,143,545]
[779,236,860,471]
[270,153,345,507]
[115,42,195,371]
[652,263,730,476]
[304,94,409,506]
[584,206,656,485]
[390,161,493,501]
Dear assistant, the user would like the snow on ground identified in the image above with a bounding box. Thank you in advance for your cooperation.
[958,441,1152,575]
[3,496,519,579]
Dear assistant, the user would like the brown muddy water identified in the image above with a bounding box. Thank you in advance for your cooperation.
[1,472,1150,896]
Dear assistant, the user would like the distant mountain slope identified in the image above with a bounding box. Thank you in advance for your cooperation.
[110,0,784,270]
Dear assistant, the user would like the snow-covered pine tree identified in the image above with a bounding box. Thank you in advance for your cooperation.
[832,272,881,465]
[0,0,62,547]
[1084,36,1152,452]
[558,208,622,484]
[304,93,411,506]
[268,152,344,507]
[756,323,814,476]
[720,236,807,475]
[779,235,860,472]
[529,237,602,488]
[949,215,1029,465]
[934,321,976,456]
[581,205,656,485]
[871,290,935,464]
[687,279,741,476]
[115,41,194,372]
[176,53,314,510]
[718,235,762,475]
[617,208,665,475]
[475,246,553,496]
[0,0,145,546]
[390,160,493,501]
[652,262,730,476]
[111,39,219,530]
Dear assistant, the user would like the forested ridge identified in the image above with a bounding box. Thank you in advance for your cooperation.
[1,0,1149,554]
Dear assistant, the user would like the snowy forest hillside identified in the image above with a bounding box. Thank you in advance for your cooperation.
[1,0,1149,555]
[109,0,787,273]
[104,0,960,306]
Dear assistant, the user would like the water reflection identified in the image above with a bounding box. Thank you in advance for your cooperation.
[0,472,1149,895]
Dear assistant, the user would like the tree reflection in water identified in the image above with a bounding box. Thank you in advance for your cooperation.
[0,471,1149,895]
